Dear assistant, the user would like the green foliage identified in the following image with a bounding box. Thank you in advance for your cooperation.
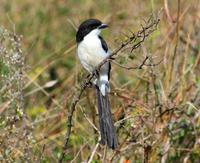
[0,61,9,76]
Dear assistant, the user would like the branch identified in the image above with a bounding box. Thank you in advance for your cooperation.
[110,56,149,70]
[59,82,89,163]
[111,56,163,70]
[59,14,160,162]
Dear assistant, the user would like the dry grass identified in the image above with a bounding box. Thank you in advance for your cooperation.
[0,0,200,162]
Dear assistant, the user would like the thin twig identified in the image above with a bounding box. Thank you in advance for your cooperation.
[88,137,101,163]
[79,105,99,133]
[111,56,162,70]
[70,143,88,163]
[110,56,149,70]
[59,84,88,163]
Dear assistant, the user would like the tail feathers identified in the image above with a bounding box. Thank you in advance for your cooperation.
[96,86,118,149]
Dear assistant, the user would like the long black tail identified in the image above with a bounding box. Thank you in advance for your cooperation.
[96,86,118,149]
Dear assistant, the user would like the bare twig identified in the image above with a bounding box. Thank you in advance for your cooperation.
[70,143,88,163]
[79,105,99,132]
[88,137,101,163]
[110,56,149,70]
[59,82,89,162]
[120,135,152,152]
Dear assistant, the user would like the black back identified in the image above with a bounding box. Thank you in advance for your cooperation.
[76,19,102,43]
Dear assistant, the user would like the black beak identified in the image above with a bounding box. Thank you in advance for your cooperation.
[99,24,108,29]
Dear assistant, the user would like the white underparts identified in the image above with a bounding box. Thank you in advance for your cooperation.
[77,28,110,96]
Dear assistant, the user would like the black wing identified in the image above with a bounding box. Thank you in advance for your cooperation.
[98,35,108,52]
[98,36,111,79]
[108,62,111,80]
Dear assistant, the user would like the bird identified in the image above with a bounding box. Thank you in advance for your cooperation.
[76,19,118,149]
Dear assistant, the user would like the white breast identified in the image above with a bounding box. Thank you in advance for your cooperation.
[77,29,109,73]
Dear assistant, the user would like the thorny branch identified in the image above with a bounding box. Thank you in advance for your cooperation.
[59,14,160,162]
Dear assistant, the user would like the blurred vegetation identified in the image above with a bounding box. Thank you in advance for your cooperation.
[0,0,200,162]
